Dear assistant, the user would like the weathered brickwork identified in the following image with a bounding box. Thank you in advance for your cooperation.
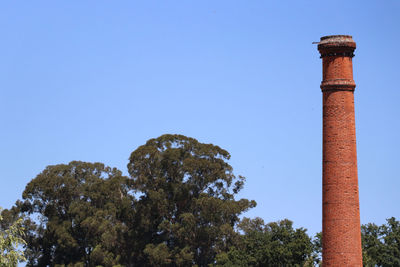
[318,35,363,266]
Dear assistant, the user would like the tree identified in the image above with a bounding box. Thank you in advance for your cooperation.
[16,161,133,266]
[0,207,26,266]
[361,222,382,266]
[214,217,314,266]
[380,217,400,265]
[126,134,256,266]
[311,232,322,266]
[362,217,400,266]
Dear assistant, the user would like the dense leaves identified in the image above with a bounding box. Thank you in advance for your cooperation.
[214,217,315,266]
[362,217,400,266]
[2,134,399,266]
[127,134,256,266]
[17,161,132,266]
[5,135,256,266]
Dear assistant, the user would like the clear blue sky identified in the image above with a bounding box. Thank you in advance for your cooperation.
[1,1,399,237]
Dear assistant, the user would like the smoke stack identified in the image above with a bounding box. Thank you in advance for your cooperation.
[318,35,363,266]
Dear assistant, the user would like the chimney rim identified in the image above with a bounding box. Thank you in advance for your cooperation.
[320,35,353,41]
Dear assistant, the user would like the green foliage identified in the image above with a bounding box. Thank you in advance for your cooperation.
[5,134,399,267]
[362,217,400,266]
[17,161,132,266]
[8,135,255,266]
[214,217,314,267]
[127,134,256,266]
[0,207,26,267]
[311,232,322,266]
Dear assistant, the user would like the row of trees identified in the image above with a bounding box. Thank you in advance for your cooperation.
[1,134,399,266]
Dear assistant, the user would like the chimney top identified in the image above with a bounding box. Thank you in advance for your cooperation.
[318,35,356,57]
[320,35,353,41]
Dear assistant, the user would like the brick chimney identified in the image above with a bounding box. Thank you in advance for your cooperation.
[318,35,363,266]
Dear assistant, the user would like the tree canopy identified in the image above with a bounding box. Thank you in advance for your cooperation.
[16,161,132,266]
[7,134,256,267]
[126,134,256,266]
[1,134,398,266]
[362,217,400,266]
[214,217,316,267]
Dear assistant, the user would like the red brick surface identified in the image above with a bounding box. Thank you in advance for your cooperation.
[318,35,363,266]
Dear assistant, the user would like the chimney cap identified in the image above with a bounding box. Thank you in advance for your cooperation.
[320,35,353,41]
[318,35,356,54]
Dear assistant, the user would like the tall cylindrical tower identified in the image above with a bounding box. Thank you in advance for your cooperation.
[318,35,363,266]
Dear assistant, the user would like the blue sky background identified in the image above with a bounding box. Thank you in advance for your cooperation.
[1,0,399,238]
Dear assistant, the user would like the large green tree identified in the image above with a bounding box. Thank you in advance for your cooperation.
[16,161,132,266]
[214,217,315,266]
[126,134,256,266]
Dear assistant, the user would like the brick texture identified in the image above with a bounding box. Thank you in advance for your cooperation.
[318,35,363,266]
